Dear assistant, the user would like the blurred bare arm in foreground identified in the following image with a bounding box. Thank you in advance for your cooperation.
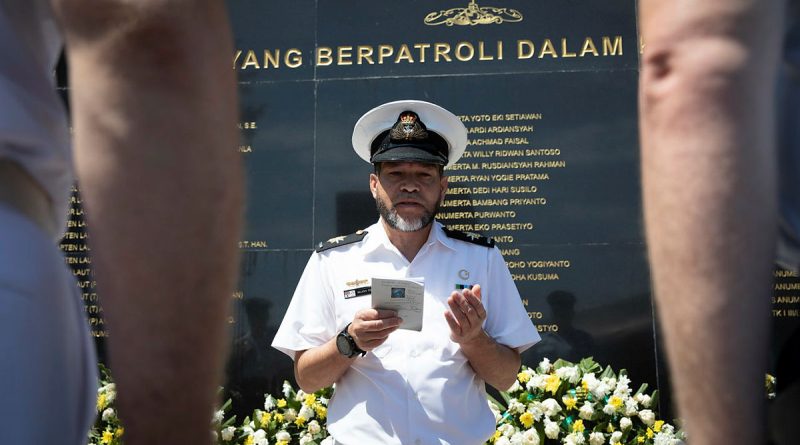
[51,1,243,444]
[639,1,784,443]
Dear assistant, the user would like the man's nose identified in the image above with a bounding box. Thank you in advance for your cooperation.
[400,179,420,192]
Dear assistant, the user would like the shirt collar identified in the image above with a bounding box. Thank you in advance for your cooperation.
[361,218,458,254]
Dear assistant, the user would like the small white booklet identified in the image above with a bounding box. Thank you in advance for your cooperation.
[371,277,424,331]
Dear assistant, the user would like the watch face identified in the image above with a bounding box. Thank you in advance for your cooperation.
[336,332,353,356]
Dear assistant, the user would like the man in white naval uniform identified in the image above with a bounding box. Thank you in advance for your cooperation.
[273,100,540,445]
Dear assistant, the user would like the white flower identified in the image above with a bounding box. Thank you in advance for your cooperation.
[264,394,276,411]
[521,428,540,445]
[509,432,525,445]
[610,431,623,444]
[538,358,552,373]
[318,396,329,405]
[299,404,315,420]
[253,429,269,445]
[295,389,308,402]
[579,401,594,420]
[589,432,605,445]
[507,380,523,393]
[582,373,610,399]
[639,409,656,426]
[527,401,544,421]
[212,409,224,424]
[508,399,526,414]
[308,419,321,435]
[615,375,631,397]
[544,419,560,439]
[242,424,255,435]
[101,408,115,421]
[565,432,586,445]
[620,417,632,430]
[282,382,293,398]
[499,423,516,437]
[284,408,297,422]
[253,428,269,445]
[496,437,512,445]
[276,430,291,442]
[528,374,548,391]
[555,365,581,384]
[602,403,617,416]
[541,398,562,417]
[624,399,639,416]
[654,430,684,445]
[299,433,314,445]
[221,426,236,441]
[635,393,652,408]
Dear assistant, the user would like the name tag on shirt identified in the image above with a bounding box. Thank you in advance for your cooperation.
[344,286,371,299]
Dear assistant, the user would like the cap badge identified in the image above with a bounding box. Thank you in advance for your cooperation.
[390,111,429,141]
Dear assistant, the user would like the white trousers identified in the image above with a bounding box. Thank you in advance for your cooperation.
[0,204,97,444]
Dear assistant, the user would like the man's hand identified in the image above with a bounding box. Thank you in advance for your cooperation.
[445,284,488,344]
[349,309,402,351]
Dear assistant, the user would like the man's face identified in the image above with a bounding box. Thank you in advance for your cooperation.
[370,162,448,232]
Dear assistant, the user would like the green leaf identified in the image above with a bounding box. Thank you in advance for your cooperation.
[601,365,616,380]
[553,358,575,370]
[650,390,660,408]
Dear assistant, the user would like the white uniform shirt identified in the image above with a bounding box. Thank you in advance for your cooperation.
[273,219,540,445]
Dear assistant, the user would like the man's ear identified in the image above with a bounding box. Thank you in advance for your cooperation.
[369,173,379,198]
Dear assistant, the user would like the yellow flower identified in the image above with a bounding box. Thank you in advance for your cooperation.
[305,394,317,406]
[490,430,501,443]
[545,374,561,394]
[114,427,124,437]
[647,428,655,438]
[97,393,108,411]
[315,405,327,419]
[276,441,289,445]
[609,396,623,409]
[277,398,287,408]
[518,371,531,383]
[295,416,307,426]
[637,436,645,443]
[563,395,577,410]
[519,412,534,428]
[101,430,114,444]
[244,435,254,445]
[573,419,585,433]
[581,380,589,390]
[261,412,272,425]
[274,413,284,423]
[607,423,615,433]
[654,420,664,432]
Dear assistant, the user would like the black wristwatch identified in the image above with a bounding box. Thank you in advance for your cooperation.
[336,323,366,358]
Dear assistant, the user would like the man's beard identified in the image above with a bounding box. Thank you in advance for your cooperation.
[376,194,440,232]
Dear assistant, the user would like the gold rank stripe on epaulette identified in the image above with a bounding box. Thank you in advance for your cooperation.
[442,227,495,248]
[315,230,368,252]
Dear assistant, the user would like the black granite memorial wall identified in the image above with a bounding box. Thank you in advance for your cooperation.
[56,0,800,424]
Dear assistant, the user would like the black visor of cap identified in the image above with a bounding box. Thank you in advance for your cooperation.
[369,111,449,165]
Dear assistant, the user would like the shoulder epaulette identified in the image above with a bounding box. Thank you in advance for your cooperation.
[315,230,368,252]
[442,227,495,248]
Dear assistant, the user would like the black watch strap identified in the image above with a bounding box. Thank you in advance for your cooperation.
[338,323,366,357]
